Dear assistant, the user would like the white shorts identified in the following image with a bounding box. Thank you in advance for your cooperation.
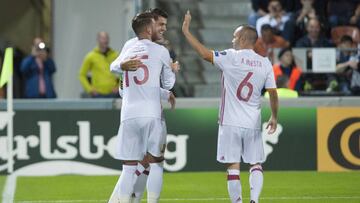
[217,125,265,164]
[115,118,166,161]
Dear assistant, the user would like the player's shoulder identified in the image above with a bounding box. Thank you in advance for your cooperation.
[149,41,167,51]
[248,49,271,62]
[214,48,235,56]
[148,42,169,57]
[125,37,138,46]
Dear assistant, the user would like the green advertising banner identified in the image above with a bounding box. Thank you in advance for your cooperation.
[0,107,317,175]
[165,107,317,171]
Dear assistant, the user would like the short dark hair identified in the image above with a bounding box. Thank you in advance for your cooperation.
[340,35,353,44]
[240,25,258,45]
[132,12,154,36]
[148,8,168,20]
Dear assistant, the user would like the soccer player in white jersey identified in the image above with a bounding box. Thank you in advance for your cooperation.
[110,12,175,203]
[108,9,178,203]
[182,11,278,203]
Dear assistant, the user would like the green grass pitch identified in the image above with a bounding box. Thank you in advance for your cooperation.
[1,171,360,202]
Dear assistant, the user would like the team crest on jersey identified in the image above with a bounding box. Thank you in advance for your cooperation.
[220,51,227,55]
[214,51,219,57]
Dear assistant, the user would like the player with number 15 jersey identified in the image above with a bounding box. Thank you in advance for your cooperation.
[118,39,175,123]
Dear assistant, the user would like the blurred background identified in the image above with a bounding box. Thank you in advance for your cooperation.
[0,1,359,202]
[1,0,359,99]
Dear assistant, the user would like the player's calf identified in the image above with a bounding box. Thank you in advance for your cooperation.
[226,163,242,203]
[146,154,165,203]
[249,164,263,203]
[116,161,138,203]
[131,157,151,203]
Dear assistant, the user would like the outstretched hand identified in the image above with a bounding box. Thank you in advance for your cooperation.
[182,10,192,34]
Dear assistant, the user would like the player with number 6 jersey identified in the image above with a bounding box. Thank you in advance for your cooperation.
[214,49,275,129]
[182,10,278,203]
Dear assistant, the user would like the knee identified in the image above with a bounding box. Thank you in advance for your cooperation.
[146,153,165,163]
[249,164,263,173]
[122,160,138,166]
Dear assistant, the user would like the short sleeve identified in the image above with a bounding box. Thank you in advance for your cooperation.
[264,59,276,89]
[212,49,234,71]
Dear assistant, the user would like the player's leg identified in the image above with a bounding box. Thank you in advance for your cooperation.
[131,119,167,203]
[108,175,121,203]
[131,158,150,203]
[131,167,149,203]
[117,161,139,203]
[108,161,138,203]
[241,128,265,203]
[217,125,243,203]
[227,163,242,203]
[108,161,146,203]
[145,118,166,203]
[249,164,263,203]
[108,119,146,203]
[146,154,165,203]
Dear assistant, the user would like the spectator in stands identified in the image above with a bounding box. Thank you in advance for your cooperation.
[295,18,332,47]
[254,24,289,60]
[350,3,360,28]
[291,0,327,43]
[265,75,298,98]
[336,35,360,95]
[256,0,294,42]
[248,0,269,27]
[328,0,358,28]
[20,40,57,98]
[296,18,333,70]
[79,32,119,98]
[273,48,303,91]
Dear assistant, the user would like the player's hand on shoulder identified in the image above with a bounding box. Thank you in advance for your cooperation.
[168,92,176,110]
[266,116,277,135]
[182,10,192,34]
[171,61,180,73]
[121,56,143,71]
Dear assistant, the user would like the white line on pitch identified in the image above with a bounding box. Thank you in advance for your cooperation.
[15,196,360,203]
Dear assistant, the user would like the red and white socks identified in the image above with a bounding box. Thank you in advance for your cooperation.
[249,165,263,203]
[131,165,150,203]
[227,169,242,203]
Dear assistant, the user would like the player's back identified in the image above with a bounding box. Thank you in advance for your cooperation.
[121,39,172,121]
[214,49,275,129]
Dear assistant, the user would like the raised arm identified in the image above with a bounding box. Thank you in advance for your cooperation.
[182,10,213,63]
[266,88,278,134]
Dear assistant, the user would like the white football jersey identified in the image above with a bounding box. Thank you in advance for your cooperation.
[118,39,175,121]
[213,49,276,129]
